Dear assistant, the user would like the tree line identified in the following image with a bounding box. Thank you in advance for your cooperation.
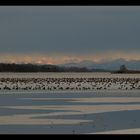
[0,63,91,72]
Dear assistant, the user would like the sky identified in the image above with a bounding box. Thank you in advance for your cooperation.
[0,6,140,64]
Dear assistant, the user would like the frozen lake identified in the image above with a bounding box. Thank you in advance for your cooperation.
[0,90,140,134]
[0,72,140,134]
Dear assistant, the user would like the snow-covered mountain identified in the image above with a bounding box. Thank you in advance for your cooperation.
[59,58,140,70]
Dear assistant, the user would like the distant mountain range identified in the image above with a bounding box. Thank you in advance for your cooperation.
[0,58,140,72]
[59,58,140,71]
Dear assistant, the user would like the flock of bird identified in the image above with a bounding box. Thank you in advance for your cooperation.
[0,77,140,91]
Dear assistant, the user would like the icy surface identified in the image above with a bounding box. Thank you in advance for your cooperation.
[0,91,140,134]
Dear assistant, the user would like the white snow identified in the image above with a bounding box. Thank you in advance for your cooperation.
[0,72,139,91]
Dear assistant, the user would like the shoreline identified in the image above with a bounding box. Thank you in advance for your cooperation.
[0,89,140,94]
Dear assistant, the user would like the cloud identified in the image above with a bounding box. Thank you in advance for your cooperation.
[0,6,140,61]
[0,51,140,65]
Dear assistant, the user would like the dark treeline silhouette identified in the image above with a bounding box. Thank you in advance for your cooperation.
[0,63,92,72]
[112,65,140,74]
